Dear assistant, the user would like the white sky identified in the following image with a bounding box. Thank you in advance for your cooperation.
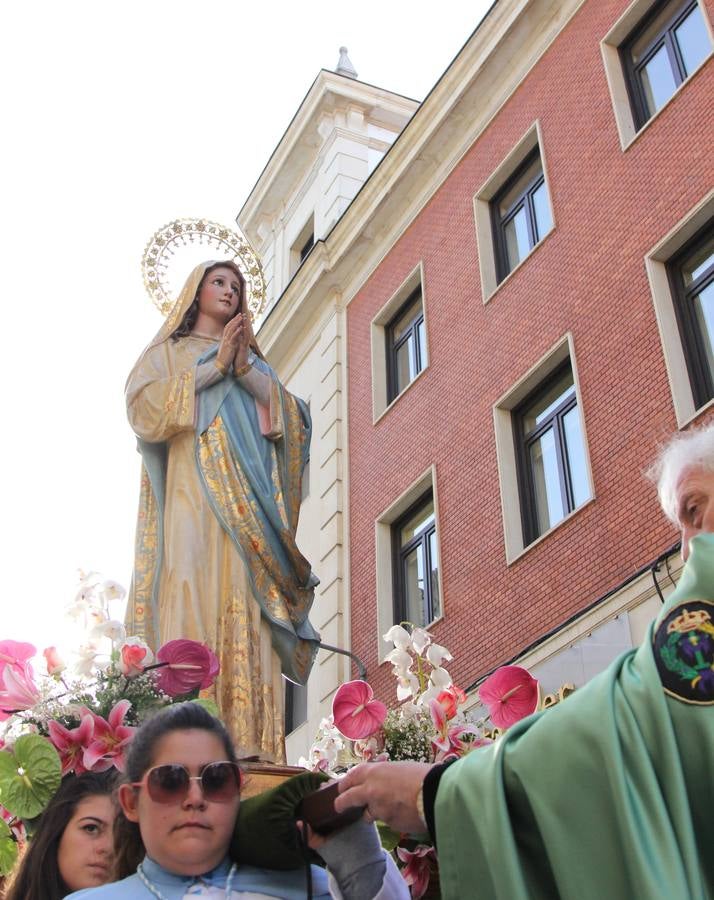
[1,0,491,659]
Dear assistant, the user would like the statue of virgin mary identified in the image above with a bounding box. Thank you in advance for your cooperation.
[124,259,320,761]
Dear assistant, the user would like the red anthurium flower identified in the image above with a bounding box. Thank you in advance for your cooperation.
[0,641,36,673]
[154,640,220,696]
[82,700,135,773]
[478,665,539,729]
[436,685,466,720]
[48,713,95,776]
[332,680,388,740]
[396,844,436,900]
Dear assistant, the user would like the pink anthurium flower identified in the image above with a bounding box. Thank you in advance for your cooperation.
[479,664,539,729]
[332,680,388,740]
[154,640,220,696]
[48,713,95,775]
[396,844,436,900]
[82,699,135,773]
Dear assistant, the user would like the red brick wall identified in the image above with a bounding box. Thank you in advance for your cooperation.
[346,0,714,701]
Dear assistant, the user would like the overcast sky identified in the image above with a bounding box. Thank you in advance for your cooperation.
[1,0,492,658]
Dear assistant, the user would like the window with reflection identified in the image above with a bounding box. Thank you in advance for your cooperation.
[669,222,714,408]
[491,149,553,284]
[393,492,440,627]
[386,287,427,402]
[284,679,308,733]
[515,363,590,544]
[622,0,712,128]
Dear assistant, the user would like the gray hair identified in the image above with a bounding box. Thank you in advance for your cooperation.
[648,422,714,523]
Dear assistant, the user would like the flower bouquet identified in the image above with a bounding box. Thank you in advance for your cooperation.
[300,623,541,899]
[0,572,220,875]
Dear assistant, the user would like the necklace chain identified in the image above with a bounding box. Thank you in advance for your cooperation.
[137,862,238,899]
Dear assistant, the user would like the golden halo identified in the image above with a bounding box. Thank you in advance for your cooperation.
[142,218,267,318]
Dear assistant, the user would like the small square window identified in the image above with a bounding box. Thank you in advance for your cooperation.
[622,0,712,128]
[668,222,714,408]
[392,492,440,628]
[491,150,553,283]
[514,362,590,545]
[386,288,427,403]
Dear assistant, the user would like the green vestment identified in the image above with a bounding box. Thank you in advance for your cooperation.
[435,532,714,900]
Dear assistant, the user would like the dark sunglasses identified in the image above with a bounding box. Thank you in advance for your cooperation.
[132,761,242,804]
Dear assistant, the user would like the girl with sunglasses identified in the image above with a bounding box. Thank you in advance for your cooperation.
[66,702,408,899]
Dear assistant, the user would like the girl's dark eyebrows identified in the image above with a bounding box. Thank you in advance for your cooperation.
[78,816,106,823]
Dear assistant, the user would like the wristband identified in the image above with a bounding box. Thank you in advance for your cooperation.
[234,362,252,378]
[215,358,229,377]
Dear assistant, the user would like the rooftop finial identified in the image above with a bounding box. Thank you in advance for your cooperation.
[336,47,358,79]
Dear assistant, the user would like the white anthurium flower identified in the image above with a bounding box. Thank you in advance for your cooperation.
[89,619,126,643]
[429,666,452,689]
[385,647,413,673]
[410,627,432,655]
[383,625,413,651]
[396,671,420,701]
[426,642,453,668]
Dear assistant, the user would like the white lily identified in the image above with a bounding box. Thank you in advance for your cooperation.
[396,671,420,701]
[89,619,126,644]
[429,666,452,689]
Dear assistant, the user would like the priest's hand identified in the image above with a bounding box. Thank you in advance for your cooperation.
[334,761,434,834]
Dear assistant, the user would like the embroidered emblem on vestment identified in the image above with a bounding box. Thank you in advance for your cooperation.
[653,599,714,705]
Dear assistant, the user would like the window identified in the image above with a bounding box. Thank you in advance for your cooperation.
[386,288,427,402]
[299,232,315,262]
[492,150,554,283]
[371,263,429,421]
[668,223,714,408]
[622,0,712,128]
[392,492,440,627]
[284,679,307,733]
[290,215,316,275]
[514,363,590,544]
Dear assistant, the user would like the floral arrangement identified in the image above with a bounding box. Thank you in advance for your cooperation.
[300,623,541,899]
[0,572,220,875]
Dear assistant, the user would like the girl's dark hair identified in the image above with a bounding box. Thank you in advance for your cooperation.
[4,771,117,900]
[171,261,245,341]
[114,702,238,879]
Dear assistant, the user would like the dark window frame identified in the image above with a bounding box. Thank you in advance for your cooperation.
[514,362,582,546]
[299,232,315,262]
[621,0,706,129]
[491,148,550,283]
[391,491,438,628]
[284,679,308,734]
[667,221,714,409]
[386,287,425,403]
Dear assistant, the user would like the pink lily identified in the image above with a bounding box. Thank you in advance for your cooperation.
[82,699,135,773]
[0,662,40,720]
[479,664,539,729]
[396,844,436,899]
[48,713,95,775]
[332,680,388,740]
[429,698,484,760]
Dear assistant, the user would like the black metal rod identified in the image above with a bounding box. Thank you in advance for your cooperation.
[317,642,368,681]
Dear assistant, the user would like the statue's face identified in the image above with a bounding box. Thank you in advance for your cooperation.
[675,465,714,560]
[197,266,242,321]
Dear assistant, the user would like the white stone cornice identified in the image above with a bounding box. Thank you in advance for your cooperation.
[253,0,587,357]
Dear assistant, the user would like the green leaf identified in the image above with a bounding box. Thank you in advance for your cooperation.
[0,817,18,876]
[191,697,220,718]
[0,735,62,819]
[377,821,402,852]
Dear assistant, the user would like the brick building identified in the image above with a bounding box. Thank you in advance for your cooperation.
[342,0,714,704]
[242,0,713,753]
